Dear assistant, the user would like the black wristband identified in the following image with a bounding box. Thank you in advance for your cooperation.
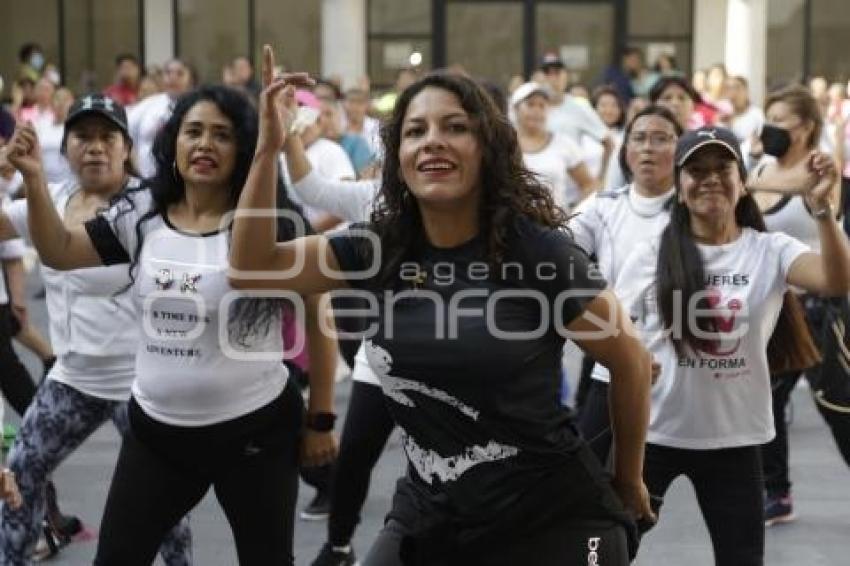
[305,412,336,432]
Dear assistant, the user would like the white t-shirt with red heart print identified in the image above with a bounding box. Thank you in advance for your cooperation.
[615,228,809,449]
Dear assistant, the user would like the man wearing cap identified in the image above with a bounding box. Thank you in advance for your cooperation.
[539,52,614,184]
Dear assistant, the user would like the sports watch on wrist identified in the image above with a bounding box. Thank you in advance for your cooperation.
[305,412,336,432]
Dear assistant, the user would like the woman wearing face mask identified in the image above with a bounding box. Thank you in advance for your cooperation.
[617,125,847,565]
[231,47,655,566]
[0,94,193,564]
[6,85,337,566]
[746,85,850,528]
[570,105,682,463]
[511,82,599,210]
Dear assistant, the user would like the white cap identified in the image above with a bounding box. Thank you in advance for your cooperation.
[509,82,550,108]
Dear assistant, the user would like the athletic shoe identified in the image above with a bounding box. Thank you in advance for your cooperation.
[311,543,358,566]
[300,491,331,521]
[765,492,795,526]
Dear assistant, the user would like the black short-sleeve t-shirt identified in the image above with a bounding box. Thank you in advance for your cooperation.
[328,217,607,532]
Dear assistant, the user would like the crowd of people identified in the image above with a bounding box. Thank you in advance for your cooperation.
[0,37,847,566]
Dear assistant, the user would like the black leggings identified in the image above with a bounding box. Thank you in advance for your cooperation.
[364,445,634,566]
[328,381,395,547]
[763,369,850,495]
[94,383,303,566]
[363,517,629,566]
[642,443,764,566]
[0,303,37,416]
[762,296,850,495]
[576,379,613,467]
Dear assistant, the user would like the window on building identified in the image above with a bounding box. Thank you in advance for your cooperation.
[627,0,693,77]
[447,2,523,86]
[536,2,615,87]
[177,0,250,85]
[255,0,321,76]
[368,0,432,89]
[63,0,141,94]
[766,0,806,89]
[809,0,850,82]
[0,0,59,103]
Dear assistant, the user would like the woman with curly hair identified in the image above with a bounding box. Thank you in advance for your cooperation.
[5,84,338,565]
[230,45,654,566]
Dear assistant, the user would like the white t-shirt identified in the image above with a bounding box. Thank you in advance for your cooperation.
[546,95,609,147]
[5,181,137,400]
[282,138,356,224]
[127,93,174,178]
[94,188,288,425]
[730,105,765,143]
[581,128,625,191]
[763,195,824,254]
[291,169,378,223]
[0,213,26,306]
[34,120,74,184]
[570,184,674,383]
[360,116,382,158]
[522,133,584,208]
[614,228,809,449]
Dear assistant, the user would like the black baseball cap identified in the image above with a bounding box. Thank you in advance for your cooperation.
[539,52,565,71]
[675,126,745,174]
[62,94,129,146]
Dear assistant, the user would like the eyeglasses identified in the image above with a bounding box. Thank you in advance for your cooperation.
[628,132,676,147]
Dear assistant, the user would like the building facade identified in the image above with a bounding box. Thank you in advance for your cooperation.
[1,0,847,104]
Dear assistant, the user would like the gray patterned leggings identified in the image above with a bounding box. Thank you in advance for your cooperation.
[0,379,192,565]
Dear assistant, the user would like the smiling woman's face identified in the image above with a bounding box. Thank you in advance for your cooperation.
[678,146,744,222]
[398,86,482,207]
[174,100,237,190]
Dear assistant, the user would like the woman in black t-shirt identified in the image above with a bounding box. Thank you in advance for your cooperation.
[231,46,655,566]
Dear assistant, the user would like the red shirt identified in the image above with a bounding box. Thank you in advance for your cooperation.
[103,83,138,107]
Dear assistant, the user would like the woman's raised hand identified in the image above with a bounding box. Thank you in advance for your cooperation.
[256,45,314,154]
[805,150,839,209]
[5,123,43,179]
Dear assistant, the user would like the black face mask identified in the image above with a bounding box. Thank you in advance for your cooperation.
[760,124,792,158]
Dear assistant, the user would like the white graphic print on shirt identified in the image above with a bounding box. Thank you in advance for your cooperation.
[366,340,519,484]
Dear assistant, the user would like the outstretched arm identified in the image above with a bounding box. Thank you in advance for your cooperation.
[5,124,101,270]
[568,291,654,523]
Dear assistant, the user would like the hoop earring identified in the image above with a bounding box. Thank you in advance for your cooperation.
[172,160,180,180]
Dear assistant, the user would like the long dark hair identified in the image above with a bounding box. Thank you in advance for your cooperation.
[118,85,301,344]
[618,105,682,183]
[372,72,567,287]
[656,151,819,373]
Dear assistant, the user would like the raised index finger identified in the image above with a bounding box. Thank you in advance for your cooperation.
[262,44,275,89]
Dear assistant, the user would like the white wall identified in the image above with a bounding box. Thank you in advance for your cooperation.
[693,0,729,74]
[144,0,175,67]
[725,0,767,104]
[693,0,767,104]
[321,0,367,89]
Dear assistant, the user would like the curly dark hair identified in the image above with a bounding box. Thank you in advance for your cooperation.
[118,85,303,344]
[371,72,567,287]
